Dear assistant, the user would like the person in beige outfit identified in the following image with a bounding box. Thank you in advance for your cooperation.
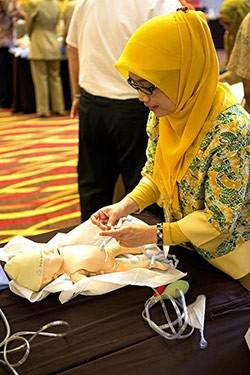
[25,0,64,117]
[62,0,76,45]
[227,12,250,112]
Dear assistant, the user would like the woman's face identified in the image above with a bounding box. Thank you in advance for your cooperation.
[128,73,176,117]
[42,247,64,286]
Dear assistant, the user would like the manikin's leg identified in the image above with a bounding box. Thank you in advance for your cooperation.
[70,258,167,283]
[113,259,168,272]
[106,245,144,258]
[106,246,168,271]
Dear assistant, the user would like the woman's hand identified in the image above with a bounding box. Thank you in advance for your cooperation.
[91,202,126,229]
[100,224,157,248]
[91,196,139,230]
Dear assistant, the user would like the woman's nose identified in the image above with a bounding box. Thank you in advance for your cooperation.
[138,91,150,103]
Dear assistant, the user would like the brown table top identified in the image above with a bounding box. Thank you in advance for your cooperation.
[1,212,249,375]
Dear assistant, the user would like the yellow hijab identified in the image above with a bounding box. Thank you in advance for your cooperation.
[220,0,250,61]
[115,10,237,215]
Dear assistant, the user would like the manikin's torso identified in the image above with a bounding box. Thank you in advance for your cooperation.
[42,244,168,285]
[60,245,115,275]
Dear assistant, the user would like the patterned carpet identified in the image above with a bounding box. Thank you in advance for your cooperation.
[0,109,81,244]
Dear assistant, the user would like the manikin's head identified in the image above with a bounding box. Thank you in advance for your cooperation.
[4,247,64,292]
[4,244,112,291]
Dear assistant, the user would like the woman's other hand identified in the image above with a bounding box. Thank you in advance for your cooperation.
[100,224,157,247]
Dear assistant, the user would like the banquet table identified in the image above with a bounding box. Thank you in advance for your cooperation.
[0,211,249,375]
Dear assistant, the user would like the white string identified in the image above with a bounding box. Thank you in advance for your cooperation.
[0,308,70,375]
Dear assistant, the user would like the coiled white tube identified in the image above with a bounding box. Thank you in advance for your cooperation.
[0,308,70,375]
[142,287,194,341]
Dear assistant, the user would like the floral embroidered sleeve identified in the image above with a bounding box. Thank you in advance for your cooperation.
[205,127,249,233]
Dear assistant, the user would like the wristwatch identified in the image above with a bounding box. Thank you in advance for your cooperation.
[156,223,163,250]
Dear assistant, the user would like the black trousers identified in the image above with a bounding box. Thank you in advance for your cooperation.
[0,48,13,108]
[78,89,149,221]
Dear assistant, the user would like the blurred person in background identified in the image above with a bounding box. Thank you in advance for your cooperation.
[25,0,65,117]
[219,0,250,84]
[0,0,24,108]
[62,0,75,45]
[61,0,76,101]
[227,11,250,112]
[186,0,203,9]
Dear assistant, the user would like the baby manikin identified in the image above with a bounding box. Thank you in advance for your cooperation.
[4,243,168,292]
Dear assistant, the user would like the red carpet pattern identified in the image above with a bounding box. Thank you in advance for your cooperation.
[0,110,81,244]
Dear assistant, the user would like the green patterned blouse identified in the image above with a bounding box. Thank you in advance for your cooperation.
[142,104,250,261]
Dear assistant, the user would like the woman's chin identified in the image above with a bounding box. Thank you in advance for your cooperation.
[152,108,167,117]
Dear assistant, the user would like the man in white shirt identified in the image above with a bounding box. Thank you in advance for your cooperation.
[67,0,180,221]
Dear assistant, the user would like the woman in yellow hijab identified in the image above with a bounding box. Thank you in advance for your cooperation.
[91,9,250,288]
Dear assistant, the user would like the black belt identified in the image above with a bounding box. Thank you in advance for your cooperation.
[80,87,139,105]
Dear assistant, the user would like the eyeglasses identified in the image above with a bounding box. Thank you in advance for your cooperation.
[127,77,157,96]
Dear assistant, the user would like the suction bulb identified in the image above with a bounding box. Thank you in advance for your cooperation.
[163,280,190,299]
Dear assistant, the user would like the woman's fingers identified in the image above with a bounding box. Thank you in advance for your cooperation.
[99,228,123,237]
[91,210,108,224]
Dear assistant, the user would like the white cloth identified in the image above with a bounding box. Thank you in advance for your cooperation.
[66,0,180,99]
[0,216,186,303]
